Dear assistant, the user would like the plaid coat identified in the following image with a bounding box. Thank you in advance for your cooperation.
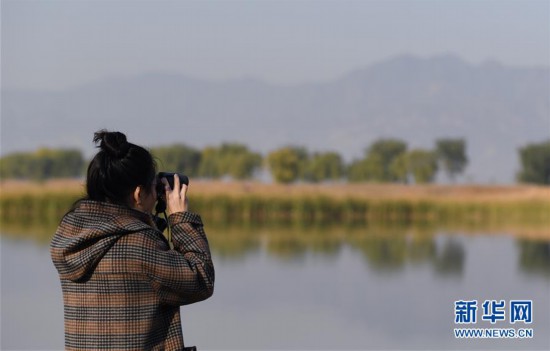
[50,200,215,350]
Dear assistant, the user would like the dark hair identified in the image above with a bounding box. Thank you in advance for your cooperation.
[86,130,156,205]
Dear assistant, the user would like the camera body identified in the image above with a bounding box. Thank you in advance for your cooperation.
[154,172,189,232]
[156,172,189,195]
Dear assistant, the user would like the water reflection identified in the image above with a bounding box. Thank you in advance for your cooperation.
[434,239,465,276]
[2,221,549,277]
[351,234,410,272]
[204,225,550,278]
[518,239,550,278]
[208,227,262,260]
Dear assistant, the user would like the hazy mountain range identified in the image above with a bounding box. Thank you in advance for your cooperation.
[2,53,549,183]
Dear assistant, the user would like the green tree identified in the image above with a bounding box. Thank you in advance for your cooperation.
[198,147,223,179]
[267,146,308,184]
[293,147,309,180]
[436,138,468,182]
[389,153,409,183]
[304,152,344,182]
[197,143,262,180]
[367,139,408,181]
[347,153,385,182]
[0,152,32,179]
[0,148,84,180]
[221,144,262,180]
[407,149,438,184]
[517,140,550,185]
[150,144,201,177]
[389,149,438,184]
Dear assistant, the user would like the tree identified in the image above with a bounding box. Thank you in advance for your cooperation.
[517,140,550,185]
[366,139,408,181]
[221,144,262,180]
[198,147,223,179]
[407,149,438,184]
[347,153,385,182]
[0,148,84,180]
[389,149,438,184]
[197,143,262,180]
[436,139,467,182]
[150,144,201,177]
[304,152,344,182]
[389,153,409,183]
[0,152,33,179]
[292,147,309,180]
[267,146,308,184]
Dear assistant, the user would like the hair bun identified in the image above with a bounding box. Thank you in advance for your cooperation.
[93,130,130,158]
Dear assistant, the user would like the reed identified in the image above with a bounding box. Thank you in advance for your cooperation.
[1,180,549,236]
[187,194,550,228]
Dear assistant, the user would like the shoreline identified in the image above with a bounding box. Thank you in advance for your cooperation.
[2,179,549,202]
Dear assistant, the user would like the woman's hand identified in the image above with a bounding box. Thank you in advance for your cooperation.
[161,174,189,216]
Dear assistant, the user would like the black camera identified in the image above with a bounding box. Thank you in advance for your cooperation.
[154,172,189,232]
[156,172,189,195]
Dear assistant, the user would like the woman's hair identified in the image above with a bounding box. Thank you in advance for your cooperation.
[86,130,157,205]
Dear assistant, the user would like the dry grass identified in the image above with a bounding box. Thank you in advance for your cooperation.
[0,179,85,195]
[1,178,549,203]
[190,181,550,203]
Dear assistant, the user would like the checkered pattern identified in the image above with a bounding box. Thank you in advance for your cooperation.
[50,200,214,350]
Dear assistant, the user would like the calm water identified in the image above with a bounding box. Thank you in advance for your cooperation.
[1,227,549,350]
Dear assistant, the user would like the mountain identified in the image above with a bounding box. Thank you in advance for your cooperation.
[2,53,549,183]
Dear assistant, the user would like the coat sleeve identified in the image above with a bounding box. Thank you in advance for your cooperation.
[140,211,215,306]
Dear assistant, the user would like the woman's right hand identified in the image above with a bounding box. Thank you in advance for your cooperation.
[161,174,189,216]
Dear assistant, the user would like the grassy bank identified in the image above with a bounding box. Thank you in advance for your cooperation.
[2,180,549,231]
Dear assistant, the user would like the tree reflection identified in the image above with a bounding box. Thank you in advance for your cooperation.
[433,238,465,276]
[347,229,465,276]
[351,235,408,272]
[408,235,437,264]
[244,225,468,277]
[267,238,309,261]
[3,219,549,279]
[206,226,261,260]
[346,227,440,274]
[265,225,343,261]
[517,239,550,278]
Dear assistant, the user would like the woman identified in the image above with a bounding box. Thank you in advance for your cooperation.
[50,130,214,350]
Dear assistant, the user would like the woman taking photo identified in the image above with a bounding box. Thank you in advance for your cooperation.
[50,130,214,350]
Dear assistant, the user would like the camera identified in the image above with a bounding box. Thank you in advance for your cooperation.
[156,172,189,195]
[154,172,189,232]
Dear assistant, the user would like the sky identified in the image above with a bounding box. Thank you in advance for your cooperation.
[2,0,549,91]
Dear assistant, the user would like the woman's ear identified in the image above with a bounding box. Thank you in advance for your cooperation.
[133,186,142,206]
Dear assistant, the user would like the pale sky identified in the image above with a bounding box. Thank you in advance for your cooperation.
[2,0,550,91]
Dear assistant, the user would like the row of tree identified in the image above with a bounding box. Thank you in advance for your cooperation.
[152,138,468,184]
[1,139,549,185]
[348,139,467,184]
[517,140,550,185]
[0,148,84,181]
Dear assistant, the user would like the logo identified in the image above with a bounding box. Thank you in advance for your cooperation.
[510,301,532,324]
[453,299,534,339]
[482,300,505,324]
[455,300,477,324]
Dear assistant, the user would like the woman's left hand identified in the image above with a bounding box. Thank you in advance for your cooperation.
[161,174,189,215]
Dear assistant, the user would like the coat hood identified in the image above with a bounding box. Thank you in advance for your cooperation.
[50,200,154,282]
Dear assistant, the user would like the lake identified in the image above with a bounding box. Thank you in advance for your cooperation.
[1,226,549,350]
